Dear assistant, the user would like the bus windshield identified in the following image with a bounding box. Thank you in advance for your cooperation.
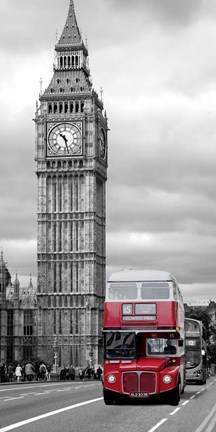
[104,332,136,359]
[185,320,200,336]
[186,351,201,368]
[147,338,177,355]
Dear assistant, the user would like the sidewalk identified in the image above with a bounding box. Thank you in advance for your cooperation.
[0,374,60,386]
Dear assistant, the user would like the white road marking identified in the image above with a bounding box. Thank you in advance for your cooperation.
[0,397,103,432]
[58,388,71,392]
[0,383,96,403]
[205,412,216,432]
[4,397,24,402]
[0,381,97,393]
[190,395,196,400]
[169,407,181,415]
[147,418,167,432]
[182,400,189,406]
[194,401,216,432]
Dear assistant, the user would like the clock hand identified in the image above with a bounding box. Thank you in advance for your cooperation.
[60,133,67,141]
[59,133,70,153]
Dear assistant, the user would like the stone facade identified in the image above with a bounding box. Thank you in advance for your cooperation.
[34,0,108,367]
[0,1,107,369]
[0,252,38,364]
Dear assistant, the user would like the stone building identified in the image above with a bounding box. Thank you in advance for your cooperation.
[0,252,37,364]
[0,0,107,369]
[34,0,108,367]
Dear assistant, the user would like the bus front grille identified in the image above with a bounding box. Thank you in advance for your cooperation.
[140,372,156,393]
[123,372,156,394]
[123,372,138,393]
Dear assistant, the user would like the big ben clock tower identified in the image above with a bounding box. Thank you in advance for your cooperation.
[34,0,108,367]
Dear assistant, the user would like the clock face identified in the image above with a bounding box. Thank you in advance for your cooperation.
[47,122,82,156]
[99,128,106,160]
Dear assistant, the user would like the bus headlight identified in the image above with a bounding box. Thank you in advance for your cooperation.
[163,375,172,384]
[107,374,116,384]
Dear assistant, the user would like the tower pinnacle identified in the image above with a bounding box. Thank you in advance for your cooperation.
[57,0,82,48]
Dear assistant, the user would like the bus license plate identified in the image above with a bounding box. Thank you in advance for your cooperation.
[130,392,149,398]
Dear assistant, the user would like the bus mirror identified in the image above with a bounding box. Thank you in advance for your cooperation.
[178,339,183,347]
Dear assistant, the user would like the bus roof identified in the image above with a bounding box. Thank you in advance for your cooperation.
[108,269,177,283]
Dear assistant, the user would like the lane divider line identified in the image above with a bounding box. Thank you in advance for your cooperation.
[4,397,24,402]
[205,411,216,432]
[169,408,181,415]
[181,400,189,406]
[0,397,103,432]
[147,418,167,432]
[194,401,216,432]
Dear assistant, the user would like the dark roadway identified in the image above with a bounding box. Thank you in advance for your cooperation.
[1,377,216,432]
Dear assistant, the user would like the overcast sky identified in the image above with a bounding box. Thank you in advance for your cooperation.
[0,0,216,303]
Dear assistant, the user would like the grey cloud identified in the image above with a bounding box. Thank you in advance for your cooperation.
[105,0,205,27]
[3,244,37,278]
[106,232,216,285]
[0,0,67,53]
[0,121,36,240]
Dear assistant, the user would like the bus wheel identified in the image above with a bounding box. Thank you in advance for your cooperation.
[169,382,180,406]
[103,387,115,405]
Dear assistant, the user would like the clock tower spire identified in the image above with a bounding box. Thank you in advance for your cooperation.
[35,0,108,368]
[57,0,82,47]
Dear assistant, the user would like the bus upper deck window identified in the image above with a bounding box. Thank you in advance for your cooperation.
[141,282,170,300]
[108,283,137,300]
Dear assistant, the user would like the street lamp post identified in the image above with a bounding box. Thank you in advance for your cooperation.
[53,336,58,374]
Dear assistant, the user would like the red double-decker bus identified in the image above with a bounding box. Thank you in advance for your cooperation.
[103,269,186,405]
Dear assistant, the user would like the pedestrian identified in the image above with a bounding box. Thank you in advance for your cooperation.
[39,363,47,381]
[86,365,92,380]
[79,367,84,380]
[25,362,35,381]
[15,364,22,382]
[8,363,14,382]
[46,364,51,381]
[0,363,5,383]
[69,365,75,380]
[96,365,103,380]
[21,364,26,381]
